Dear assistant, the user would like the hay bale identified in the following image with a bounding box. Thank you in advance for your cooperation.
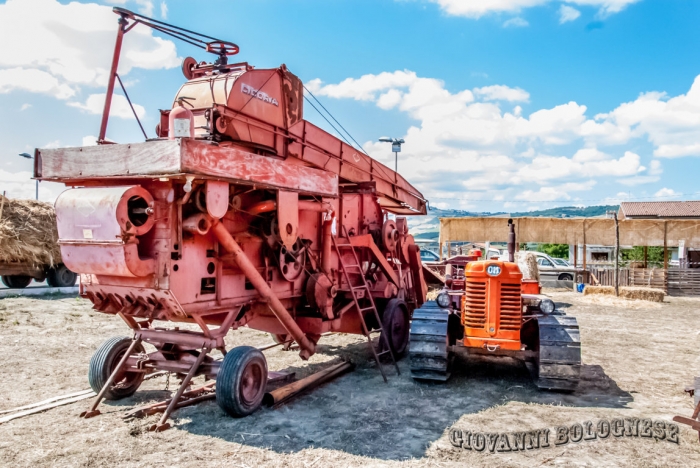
[583,284,665,302]
[583,285,615,296]
[516,251,539,282]
[620,287,665,303]
[0,194,61,268]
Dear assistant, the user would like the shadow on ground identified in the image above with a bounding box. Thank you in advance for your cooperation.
[143,338,635,461]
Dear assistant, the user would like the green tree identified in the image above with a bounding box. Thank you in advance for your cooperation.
[621,246,664,267]
[537,243,569,259]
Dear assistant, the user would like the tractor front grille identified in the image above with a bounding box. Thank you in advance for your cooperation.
[499,283,522,330]
[464,280,487,328]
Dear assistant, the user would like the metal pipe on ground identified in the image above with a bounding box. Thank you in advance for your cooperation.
[210,218,316,359]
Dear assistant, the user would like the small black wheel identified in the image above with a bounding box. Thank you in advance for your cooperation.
[380,299,410,357]
[559,273,573,281]
[216,346,267,417]
[88,336,145,400]
[1,275,32,289]
[47,264,77,287]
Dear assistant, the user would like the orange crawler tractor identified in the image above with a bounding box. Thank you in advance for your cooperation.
[34,8,427,430]
[409,221,582,391]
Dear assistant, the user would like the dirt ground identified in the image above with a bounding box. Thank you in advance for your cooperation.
[0,291,699,467]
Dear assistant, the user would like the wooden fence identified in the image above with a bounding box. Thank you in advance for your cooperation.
[587,267,700,296]
[667,269,700,296]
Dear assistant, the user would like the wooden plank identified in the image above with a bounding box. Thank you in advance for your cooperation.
[37,140,181,180]
[0,392,95,424]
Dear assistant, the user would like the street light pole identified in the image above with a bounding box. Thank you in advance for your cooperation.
[18,153,37,200]
[378,137,405,173]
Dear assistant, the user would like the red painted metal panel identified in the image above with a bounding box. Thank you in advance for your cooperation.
[180,140,338,196]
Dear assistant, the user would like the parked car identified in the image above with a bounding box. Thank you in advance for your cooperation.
[551,258,571,267]
[531,252,576,281]
[419,249,440,263]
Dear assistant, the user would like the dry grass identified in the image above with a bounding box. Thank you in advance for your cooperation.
[584,285,665,302]
[1,292,700,467]
[0,194,61,267]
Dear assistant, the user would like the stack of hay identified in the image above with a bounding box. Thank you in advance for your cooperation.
[516,251,539,282]
[0,194,61,268]
[583,285,665,302]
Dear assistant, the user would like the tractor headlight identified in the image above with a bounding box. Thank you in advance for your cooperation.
[539,298,555,315]
[436,291,451,308]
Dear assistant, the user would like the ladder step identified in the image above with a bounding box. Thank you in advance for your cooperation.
[352,285,368,291]
[377,350,392,356]
[335,243,353,248]
[359,307,376,312]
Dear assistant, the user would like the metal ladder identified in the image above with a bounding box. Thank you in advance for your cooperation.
[332,228,400,382]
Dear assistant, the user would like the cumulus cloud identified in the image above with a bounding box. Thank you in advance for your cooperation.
[428,0,640,18]
[559,5,581,23]
[654,187,680,198]
[475,85,530,102]
[308,68,700,206]
[69,93,146,120]
[503,17,529,28]
[0,0,178,103]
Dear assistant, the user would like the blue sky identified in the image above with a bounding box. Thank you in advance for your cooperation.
[2,0,700,212]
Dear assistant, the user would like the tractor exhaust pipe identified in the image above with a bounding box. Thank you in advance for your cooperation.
[507,218,515,263]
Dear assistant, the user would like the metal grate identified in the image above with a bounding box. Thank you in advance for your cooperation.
[464,280,487,328]
[499,283,522,331]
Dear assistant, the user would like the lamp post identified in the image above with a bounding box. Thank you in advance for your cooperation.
[378,137,405,173]
[18,153,38,200]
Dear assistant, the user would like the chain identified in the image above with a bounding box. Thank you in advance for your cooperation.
[164,372,170,391]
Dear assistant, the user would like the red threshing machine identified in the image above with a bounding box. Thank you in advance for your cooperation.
[34,8,428,430]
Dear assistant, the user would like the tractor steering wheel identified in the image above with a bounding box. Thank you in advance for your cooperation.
[206,41,239,56]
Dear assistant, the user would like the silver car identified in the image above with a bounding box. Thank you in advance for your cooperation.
[533,252,576,281]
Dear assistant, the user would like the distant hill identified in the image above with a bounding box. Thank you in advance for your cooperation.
[409,205,619,240]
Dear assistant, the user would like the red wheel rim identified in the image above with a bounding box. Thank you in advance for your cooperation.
[239,361,264,404]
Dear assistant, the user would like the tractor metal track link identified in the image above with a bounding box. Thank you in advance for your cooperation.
[409,301,452,381]
[535,314,581,391]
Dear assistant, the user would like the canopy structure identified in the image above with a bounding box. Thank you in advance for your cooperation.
[439,217,700,248]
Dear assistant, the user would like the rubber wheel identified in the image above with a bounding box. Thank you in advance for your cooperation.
[559,274,573,281]
[47,264,77,287]
[1,275,32,289]
[216,346,268,417]
[380,299,410,357]
[88,336,145,400]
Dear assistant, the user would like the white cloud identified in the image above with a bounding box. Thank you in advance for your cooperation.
[0,0,178,102]
[43,140,61,149]
[503,17,529,28]
[428,0,640,18]
[515,181,596,202]
[654,188,680,198]
[474,85,530,102]
[0,68,75,99]
[593,77,700,158]
[20,103,32,111]
[107,0,155,17]
[559,5,581,23]
[69,93,146,120]
[160,1,168,19]
[82,135,98,146]
[309,68,700,206]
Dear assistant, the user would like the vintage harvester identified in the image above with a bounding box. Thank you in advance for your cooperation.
[34,8,427,430]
